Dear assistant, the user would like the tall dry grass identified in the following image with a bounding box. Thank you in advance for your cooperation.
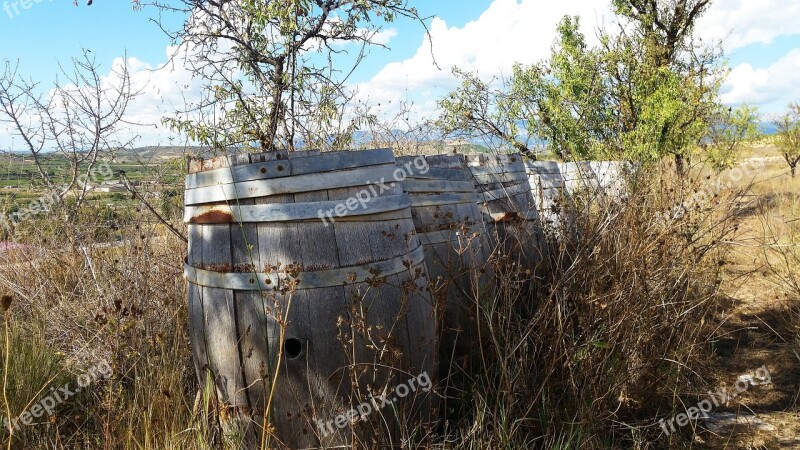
[435,162,743,449]
[0,155,765,449]
[0,195,201,450]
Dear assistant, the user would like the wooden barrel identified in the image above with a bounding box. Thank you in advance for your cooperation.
[396,155,491,391]
[466,153,547,272]
[560,161,600,196]
[589,161,635,199]
[524,160,572,238]
[184,148,437,449]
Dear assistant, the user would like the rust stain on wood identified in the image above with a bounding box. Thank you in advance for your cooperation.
[187,157,202,174]
[494,212,521,223]
[188,208,234,224]
[219,405,262,420]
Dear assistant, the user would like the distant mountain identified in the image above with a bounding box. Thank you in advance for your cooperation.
[760,122,779,136]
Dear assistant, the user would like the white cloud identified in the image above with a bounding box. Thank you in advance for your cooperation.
[721,49,800,110]
[6,0,799,149]
[699,0,800,50]
[372,28,398,46]
[351,0,800,122]
[104,45,213,147]
[352,0,613,120]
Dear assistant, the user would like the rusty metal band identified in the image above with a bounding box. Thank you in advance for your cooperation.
[402,179,476,193]
[185,148,395,189]
[184,244,426,291]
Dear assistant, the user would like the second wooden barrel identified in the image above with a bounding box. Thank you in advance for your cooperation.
[184,148,437,449]
[396,154,491,387]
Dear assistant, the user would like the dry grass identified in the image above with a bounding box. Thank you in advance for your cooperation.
[0,145,796,449]
[692,144,800,449]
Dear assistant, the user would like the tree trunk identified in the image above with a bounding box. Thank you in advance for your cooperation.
[792,164,797,178]
[264,57,286,152]
[674,153,687,178]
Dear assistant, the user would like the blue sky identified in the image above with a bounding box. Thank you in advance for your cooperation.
[1,0,800,148]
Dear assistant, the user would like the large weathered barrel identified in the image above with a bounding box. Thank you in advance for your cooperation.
[466,153,547,272]
[560,161,600,196]
[524,160,571,238]
[396,154,491,390]
[184,148,437,449]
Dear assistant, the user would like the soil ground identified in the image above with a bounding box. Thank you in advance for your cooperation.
[695,145,800,449]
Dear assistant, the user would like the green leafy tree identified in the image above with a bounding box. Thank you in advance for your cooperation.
[436,68,535,155]
[608,0,722,173]
[155,0,424,152]
[438,1,726,174]
[437,17,609,158]
[507,16,612,159]
[775,102,800,178]
[705,104,761,172]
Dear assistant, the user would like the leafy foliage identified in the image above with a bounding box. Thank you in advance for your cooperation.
[438,0,726,172]
[705,104,761,172]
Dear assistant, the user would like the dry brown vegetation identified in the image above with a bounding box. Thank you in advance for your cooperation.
[0,144,796,449]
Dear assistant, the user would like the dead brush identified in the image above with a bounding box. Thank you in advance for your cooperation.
[440,162,744,449]
[0,195,200,450]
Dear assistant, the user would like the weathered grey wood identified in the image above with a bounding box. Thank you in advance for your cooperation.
[200,222,259,445]
[184,246,425,290]
[417,225,482,245]
[187,224,207,386]
[560,161,600,195]
[185,148,437,449]
[409,192,477,207]
[185,148,395,189]
[292,186,346,446]
[410,167,474,181]
[402,179,476,193]
[589,160,637,199]
[290,147,393,175]
[478,182,531,202]
[224,154,263,447]
[466,153,548,273]
[525,161,574,239]
[184,165,398,205]
[184,194,409,224]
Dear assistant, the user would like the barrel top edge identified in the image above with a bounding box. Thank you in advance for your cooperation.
[188,148,395,174]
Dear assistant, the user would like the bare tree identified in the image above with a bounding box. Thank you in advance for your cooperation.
[0,51,139,222]
[154,0,429,152]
